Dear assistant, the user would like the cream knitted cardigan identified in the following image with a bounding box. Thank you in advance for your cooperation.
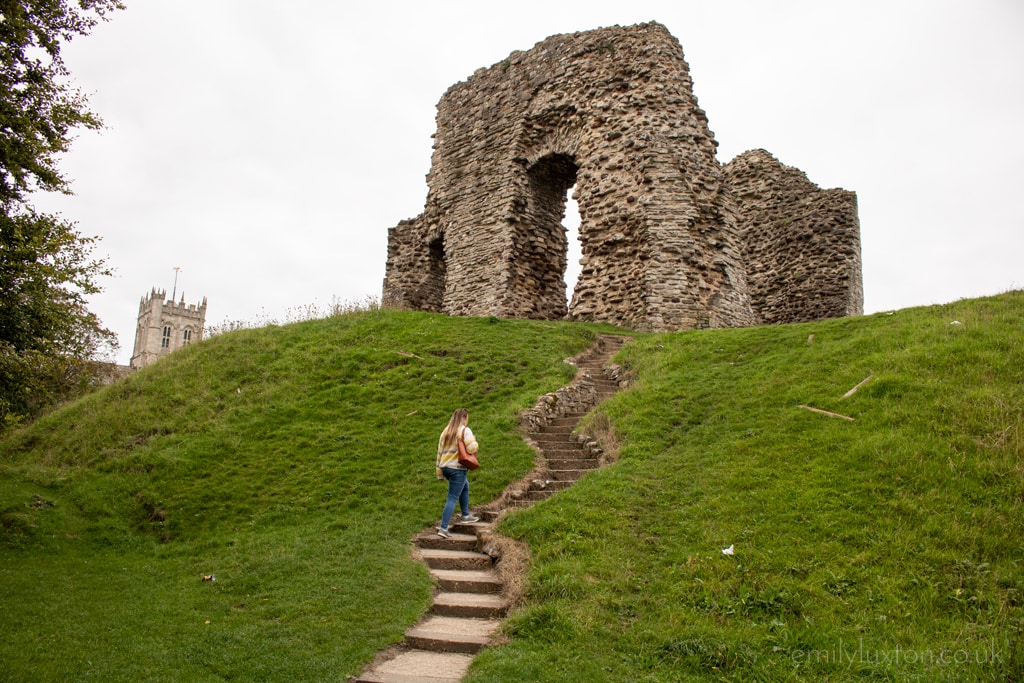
[435,426,478,477]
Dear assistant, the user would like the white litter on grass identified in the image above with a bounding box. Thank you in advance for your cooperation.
[721,544,735,556]
[950,320,963,325]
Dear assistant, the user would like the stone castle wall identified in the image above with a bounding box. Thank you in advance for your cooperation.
[382,22,862,331]
[724,149,863,324]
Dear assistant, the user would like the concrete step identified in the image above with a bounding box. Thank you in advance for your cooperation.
[413,548,493,571]
[545,468,592,482]
[545,448,592,457]
[354,649,473,683]
[533,441,581,452]
[405,615,500,654]
[529,479,574,491]
[432,592,508,618]
[429,568,502,594]
[547,458,599,471]
[530,433,578,443]
[550,412,587,422]
[537,425,575,435]
[525,489,554,502]
[540,447,586,457]
[535,445,581,456]
[538,448,582,458]
[539,448,584,458]
[415,532,478,552]
[450,519,490,534]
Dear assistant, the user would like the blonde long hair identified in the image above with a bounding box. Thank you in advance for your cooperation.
[439,408,469,450]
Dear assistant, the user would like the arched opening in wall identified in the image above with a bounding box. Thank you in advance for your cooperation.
[564,185,581,307]
[424,235,446,313]
[522,153,579,319]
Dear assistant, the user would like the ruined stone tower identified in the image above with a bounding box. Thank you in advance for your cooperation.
[724,149,863,324]
[382,22,862,331]
[130,289,207,369]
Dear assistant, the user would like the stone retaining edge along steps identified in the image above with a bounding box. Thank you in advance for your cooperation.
[352,334,630,682]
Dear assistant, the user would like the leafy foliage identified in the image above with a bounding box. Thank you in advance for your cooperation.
[0,0,124,426]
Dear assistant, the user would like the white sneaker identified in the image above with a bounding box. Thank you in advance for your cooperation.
[461,514,481,524]
[437,528,452,538]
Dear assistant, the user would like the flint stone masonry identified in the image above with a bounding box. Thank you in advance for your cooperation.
[724,149,863,324]
[518,335,630,435]
[382,22,862,330]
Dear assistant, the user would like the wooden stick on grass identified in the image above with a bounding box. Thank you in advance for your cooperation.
[841,374,873,399]
[799,405,855,421]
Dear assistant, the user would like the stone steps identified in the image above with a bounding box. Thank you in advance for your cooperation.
[529,432,579,442]
[429,568,502,594]
[433,592,508,618]
[413,547,493,572]
[539,446,587,456]
[546,458,599,471]
[415,531,478,552]
[353,334,630,682]
[528,479,574,491]
[352,650,473,683]
[535,425,575,435]
[405,615,501,654]
[543,470,592,483]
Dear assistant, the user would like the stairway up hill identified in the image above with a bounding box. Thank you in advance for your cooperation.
[353,334,631,683]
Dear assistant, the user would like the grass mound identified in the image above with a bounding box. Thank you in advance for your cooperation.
[2,292,1022,682]
[0,310,612,681]
[481,291,1023,682]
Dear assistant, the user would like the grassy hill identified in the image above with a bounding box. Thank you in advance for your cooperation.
[2,294,1022,681]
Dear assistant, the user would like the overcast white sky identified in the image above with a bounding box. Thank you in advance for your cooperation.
[33,0,1024,364]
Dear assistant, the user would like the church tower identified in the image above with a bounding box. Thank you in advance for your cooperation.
[130,289,208,369]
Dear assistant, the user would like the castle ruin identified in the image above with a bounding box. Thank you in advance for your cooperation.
[382,22,862,330]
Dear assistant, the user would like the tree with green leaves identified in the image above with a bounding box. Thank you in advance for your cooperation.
[1,0,125,427]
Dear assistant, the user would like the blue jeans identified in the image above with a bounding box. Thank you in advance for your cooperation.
[440,467,470,530]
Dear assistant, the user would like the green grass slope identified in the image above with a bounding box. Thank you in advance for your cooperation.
[480,291,1023,682]
[2,294,1021,682]
[0,310,615,681]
